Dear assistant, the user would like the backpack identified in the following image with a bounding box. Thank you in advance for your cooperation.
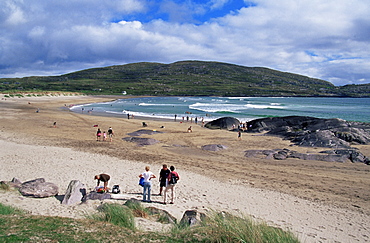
[139,177,145,187]
[112,185,120,194]
[169,172,178,184]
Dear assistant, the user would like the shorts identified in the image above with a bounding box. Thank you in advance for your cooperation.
[160,180,167,187]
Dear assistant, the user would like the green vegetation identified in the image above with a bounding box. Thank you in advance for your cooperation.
[90,203,136,230]
[1,61,369,97]
[166,211,299,243]
[0,203,24,215]
[0,202,300,242]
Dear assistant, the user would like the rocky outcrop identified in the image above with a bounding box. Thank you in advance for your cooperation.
[122,137,160,146]
[245,148,370,164]
[201,144,227,152]
[180,210,207,227]
[82,191,112,201]
[19,178,59,198]
[62,180,86,205]
[247,116,370,148]
[205,117,240,130]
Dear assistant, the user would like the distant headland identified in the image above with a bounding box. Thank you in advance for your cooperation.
[1,61,369,97]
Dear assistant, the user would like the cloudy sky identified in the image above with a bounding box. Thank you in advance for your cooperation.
[1,0,369,86]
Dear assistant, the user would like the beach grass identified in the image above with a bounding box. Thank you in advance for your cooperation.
[165,211,299,243]
[89,203,136,230]
[0,203,24,215]
[0,202,299,242]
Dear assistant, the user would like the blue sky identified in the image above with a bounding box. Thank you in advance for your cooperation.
[1,0,370,86]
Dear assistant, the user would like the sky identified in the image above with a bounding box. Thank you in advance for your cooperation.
[1,0,370,86]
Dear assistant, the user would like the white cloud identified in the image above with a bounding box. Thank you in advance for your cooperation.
[0,0,369,86]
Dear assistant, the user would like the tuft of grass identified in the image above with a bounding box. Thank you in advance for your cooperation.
[166,211,299,243]
[124,200,149,218]
[0,203,24,215]
[90,203,136,231]
[0,182,11,191]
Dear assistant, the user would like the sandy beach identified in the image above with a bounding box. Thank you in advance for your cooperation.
[0,94,369,242]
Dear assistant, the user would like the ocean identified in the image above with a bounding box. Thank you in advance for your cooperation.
[70,97,370,123]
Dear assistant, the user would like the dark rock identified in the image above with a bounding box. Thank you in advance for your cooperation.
[245,148,369,164]
[62,180,86,205]
[292,130,351,148]
[127,129,163,136]
[288,152,348,162]
[321,149,370,164]
[245,149,281,159]
[180,210,207,227]
[273,149,290,160]
[82,191,111,201]
[19,178,59,198]
[122,137,160,146]
[201,144,227,151]
[247,116,370,148]
[205,117,240,130]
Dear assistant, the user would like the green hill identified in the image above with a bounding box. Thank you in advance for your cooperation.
[1,61,369,97]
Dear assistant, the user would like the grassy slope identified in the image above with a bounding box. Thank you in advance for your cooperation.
[1,61,369,97]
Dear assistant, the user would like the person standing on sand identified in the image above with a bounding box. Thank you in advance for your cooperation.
[159,164,170,196]
[238,130,242,140]
[108,127,114,142]
[164,166,180,204]
[94,173,110,191]
[103,131,107,141]
[96,128,102,141]
[139,166,156,203]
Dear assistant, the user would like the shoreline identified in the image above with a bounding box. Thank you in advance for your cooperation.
[1,95,369,242]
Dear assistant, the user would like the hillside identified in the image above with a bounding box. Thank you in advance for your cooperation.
[1,61,369,97]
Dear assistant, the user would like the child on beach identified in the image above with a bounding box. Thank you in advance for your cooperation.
[96,128,102,141]
[103,131,107,141]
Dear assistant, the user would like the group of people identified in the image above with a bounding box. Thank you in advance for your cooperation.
[94,164,180,205]
[96,127,114,142]
[139,164,180,204]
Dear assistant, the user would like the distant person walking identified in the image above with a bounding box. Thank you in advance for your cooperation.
[163,166,180,204]
[159,164,170,196]
[238,130,242,140]
[108,127,114,142]
[139,166,156,203]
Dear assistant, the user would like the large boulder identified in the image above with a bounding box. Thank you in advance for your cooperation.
[180,210,207,227]
[205,117,240,130]
[19,178,59,198]
[62,180,86,205]
[247,116,370,148]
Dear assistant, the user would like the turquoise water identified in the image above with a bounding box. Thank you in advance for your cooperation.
[70,97,370,123]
